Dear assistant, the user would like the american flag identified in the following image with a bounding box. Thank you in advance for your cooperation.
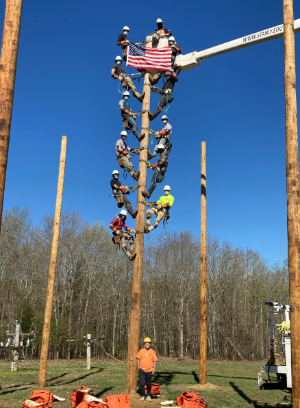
[127,42,172,71]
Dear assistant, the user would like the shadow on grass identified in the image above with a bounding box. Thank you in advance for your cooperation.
[153,371,199,385]
[211,374,256,381]
[229,382,280,408]
[0,385,33,395]
[61,369,103,385]
[95,387,113,398]
[48,372,69,383]
[192,371,199,383]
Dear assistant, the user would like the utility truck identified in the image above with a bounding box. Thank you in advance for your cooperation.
[258,302,291,390]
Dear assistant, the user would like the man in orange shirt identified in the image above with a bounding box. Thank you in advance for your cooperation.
[137,337,158,402]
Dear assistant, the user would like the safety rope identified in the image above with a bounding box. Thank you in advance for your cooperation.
[139,158,149,165]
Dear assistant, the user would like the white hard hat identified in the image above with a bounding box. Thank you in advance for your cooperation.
[120,130,128,137]
[115,56,122,62]
[157,144,165,150]
[156,18,164,25]
[169,36,175,41]
[123,90,130,97]
[164,185,171,191]
[119,209,127,216]
[161,115,169,121]
[123,26,130,32]
[112,170,119,175]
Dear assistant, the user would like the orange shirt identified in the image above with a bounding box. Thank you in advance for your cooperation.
[136,348,158,372]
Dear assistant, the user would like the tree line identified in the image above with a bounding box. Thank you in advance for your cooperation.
[0,206,289,361]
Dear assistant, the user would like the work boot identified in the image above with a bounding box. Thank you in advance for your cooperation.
[148,112,155,121]
[131,210,138,219]
[146,396,151,402]
[133,171,140,181]
[136,133,145,142]
[149,71,162,85]
[144,224,149,233]
[137,92,145,102]
[142,191,151,199]
[129,253,136,261]
[147,150,154,160]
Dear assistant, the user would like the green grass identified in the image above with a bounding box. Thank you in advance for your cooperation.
[0,359,292,407]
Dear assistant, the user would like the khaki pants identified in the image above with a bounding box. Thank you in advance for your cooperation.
[120,232,134,259]
[118,74,142,99]
[146,207,165,231]
[117,154,136,178]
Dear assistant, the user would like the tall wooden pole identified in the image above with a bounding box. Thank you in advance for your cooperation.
[0,0,23,232]
[200,142,207,384]
[38,136,67,387]
[126,37,152,395]
[283,1,300,405]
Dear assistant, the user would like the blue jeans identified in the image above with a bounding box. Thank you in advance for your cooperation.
[127,116,139,138]
[152,137,167,157]
[148,170,159,195]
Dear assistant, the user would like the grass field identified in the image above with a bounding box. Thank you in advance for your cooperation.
[0,359,292,408]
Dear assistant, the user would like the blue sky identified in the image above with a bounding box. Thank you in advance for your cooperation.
[1,0,300,266]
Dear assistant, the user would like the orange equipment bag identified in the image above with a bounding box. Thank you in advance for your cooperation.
[22,390,57,408]
[71,387,92,407]
[103,394,131,408]
[176,392,207,408]
[118,158,125,168]
[138,383,161,396]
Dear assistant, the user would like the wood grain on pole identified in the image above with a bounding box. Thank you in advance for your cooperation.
[13,323,20,371]
[283,0,300,405]
[126,37,152,395]
[200,142,207,384]
[87,334,91,370]
[38,136,67,387]
[0,0,23,233]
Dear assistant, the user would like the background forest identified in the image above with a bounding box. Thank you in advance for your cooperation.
[0,206,289,361]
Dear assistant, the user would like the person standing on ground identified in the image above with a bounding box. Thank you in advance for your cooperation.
[137,337,158,402]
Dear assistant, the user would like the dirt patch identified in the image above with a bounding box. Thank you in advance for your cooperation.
[188,383,229,391]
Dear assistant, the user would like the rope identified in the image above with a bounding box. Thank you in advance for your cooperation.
[139,158,149,165]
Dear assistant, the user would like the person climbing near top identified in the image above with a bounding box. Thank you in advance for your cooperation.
[144,185,174,233]
[152,18,172,45]
[119,91,145,142]
[115,131,140,181]
[148,71,178,121]
[142,144,168,199]
[117,26,130,62]
[110,209,136,261]
[110,169,138,219]
[111,56,144,102]
[137,337,158,402]
[150,115,172,158]
[168,36,182,68]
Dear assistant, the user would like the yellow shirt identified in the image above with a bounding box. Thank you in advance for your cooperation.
[136,348,158,372]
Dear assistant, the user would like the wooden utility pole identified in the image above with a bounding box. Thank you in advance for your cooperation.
[87,334,91,370]
[126,36,152,395]
[200,142,207,384]
[0,0,23,232]
[283,0,300,405]
[38,136,67,387]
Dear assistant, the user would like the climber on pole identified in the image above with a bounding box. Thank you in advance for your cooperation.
[150,115,172,158]
[119,91,145,141]
[117,26,130,62]
[169,36,182,68]
[116,131,140,181]
[110,209,136,261]
[144,185,174,233]
[152,18,172,45]
[111,170,138,219]
[111,56,144,102]
[142,145,168,199]
[148,72,178,121]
